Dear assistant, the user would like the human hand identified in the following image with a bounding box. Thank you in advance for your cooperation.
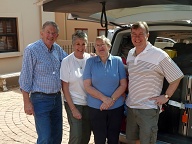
[102,96,114,107]
[24,101,34,115]
[72,108,82,120]
[100,103,110,111]
[149,95,169,105]
[90,52,97,57]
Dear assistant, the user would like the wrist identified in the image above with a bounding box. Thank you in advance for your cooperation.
[70,107,75,112]
[164,94,170,99]
[111,97,116,102]
[101,95,107,102]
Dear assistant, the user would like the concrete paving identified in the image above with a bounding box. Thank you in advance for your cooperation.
[0,87,94,144]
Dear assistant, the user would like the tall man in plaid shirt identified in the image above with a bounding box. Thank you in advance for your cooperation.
[19,21,67,144]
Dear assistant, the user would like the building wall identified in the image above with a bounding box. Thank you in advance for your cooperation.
[55,13,114,42]
[0,0,41,74]
[0,0,114,76]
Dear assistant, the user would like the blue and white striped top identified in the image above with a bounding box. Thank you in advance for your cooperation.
[19,39,67,93]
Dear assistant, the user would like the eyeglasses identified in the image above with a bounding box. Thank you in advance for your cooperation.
[95,44,106,48]
[131,32,146,38]
[45,31,58,36]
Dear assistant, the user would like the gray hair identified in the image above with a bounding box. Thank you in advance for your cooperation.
[131,21,149,34]
[72,31,88,45]
[42,21,59,33]
[95,35,111,47]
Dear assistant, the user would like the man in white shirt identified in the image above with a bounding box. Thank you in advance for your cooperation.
[125,21,184,144]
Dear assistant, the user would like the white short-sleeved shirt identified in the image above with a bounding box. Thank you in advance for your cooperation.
[126,42,184,109]
[60,52,91,105]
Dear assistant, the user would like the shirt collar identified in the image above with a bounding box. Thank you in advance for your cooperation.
[40,39,55,53]
[95,54,112,62]
[131,42,153,56]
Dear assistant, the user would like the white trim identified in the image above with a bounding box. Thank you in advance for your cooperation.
[0,52,22,58]
[34,0,53,6]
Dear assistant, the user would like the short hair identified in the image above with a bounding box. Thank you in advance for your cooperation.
[95,35,111,47]
[42,21,59,33]
[131,21,149,34]
[72,30,88,45]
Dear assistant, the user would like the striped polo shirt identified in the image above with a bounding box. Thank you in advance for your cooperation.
[126,42,183,109]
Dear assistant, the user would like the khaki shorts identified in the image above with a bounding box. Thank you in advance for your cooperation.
[126,107,159,144]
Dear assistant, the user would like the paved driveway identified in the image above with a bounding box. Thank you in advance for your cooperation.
[0,87,94,144]
[0,87,169,144]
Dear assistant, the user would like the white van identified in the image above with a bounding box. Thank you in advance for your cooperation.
[43,1,192,143]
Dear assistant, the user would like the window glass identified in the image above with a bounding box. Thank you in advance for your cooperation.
[0,18,18,53]
[97,29,105,36]
[75,28,88,36]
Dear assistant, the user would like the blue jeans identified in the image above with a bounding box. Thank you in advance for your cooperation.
[30,92,63,144]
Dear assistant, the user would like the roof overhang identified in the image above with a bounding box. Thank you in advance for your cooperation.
[43,0,192,23]
[35,0,53,6]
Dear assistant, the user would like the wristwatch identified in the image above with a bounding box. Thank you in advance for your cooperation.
[164,94,170,99]
[111,97,116,101]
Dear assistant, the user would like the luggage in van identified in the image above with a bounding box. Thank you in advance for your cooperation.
[159,75,192,137]
[158,78,182,134]
[172,54,192,75]
[178,75,192,137]
[172,43,192,75]
[164,49,177,58]
[172,43,186,56]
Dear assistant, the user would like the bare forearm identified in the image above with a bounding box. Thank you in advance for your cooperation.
[22,90,30,103]
[165,78,182,98]
[21,90,34,115]
[62,82,76,111]
[85,85,106,101]
[84,79,114,106]
[62,81,82,119]
[111,79,127,100]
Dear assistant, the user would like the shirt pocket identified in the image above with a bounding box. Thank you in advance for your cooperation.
[35,59,53,75]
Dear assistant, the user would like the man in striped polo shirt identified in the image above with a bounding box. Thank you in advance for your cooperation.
[125,21,184,144]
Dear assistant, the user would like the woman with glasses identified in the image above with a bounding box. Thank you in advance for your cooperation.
[83,35,127,144]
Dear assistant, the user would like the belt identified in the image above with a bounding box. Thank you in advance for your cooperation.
[32,91,61,95]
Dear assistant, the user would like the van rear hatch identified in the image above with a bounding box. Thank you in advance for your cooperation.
[43,0,192,24]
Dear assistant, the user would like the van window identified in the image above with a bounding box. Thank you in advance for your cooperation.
[155,37,176,49]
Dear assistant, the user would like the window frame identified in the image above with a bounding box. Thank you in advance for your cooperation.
[75,28,88,35]
[0,18,18,53]
[97,29,105,36]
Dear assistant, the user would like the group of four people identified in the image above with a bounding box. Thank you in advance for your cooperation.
[19,21,183,144]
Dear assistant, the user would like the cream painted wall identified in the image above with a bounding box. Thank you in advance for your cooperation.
[41,6,55,26]
[0,0,44,74]
[0,1,114,76]
[66,20,114,42]
[0,0,40,74]
[55,13,66,40]
[55,13,114,42]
